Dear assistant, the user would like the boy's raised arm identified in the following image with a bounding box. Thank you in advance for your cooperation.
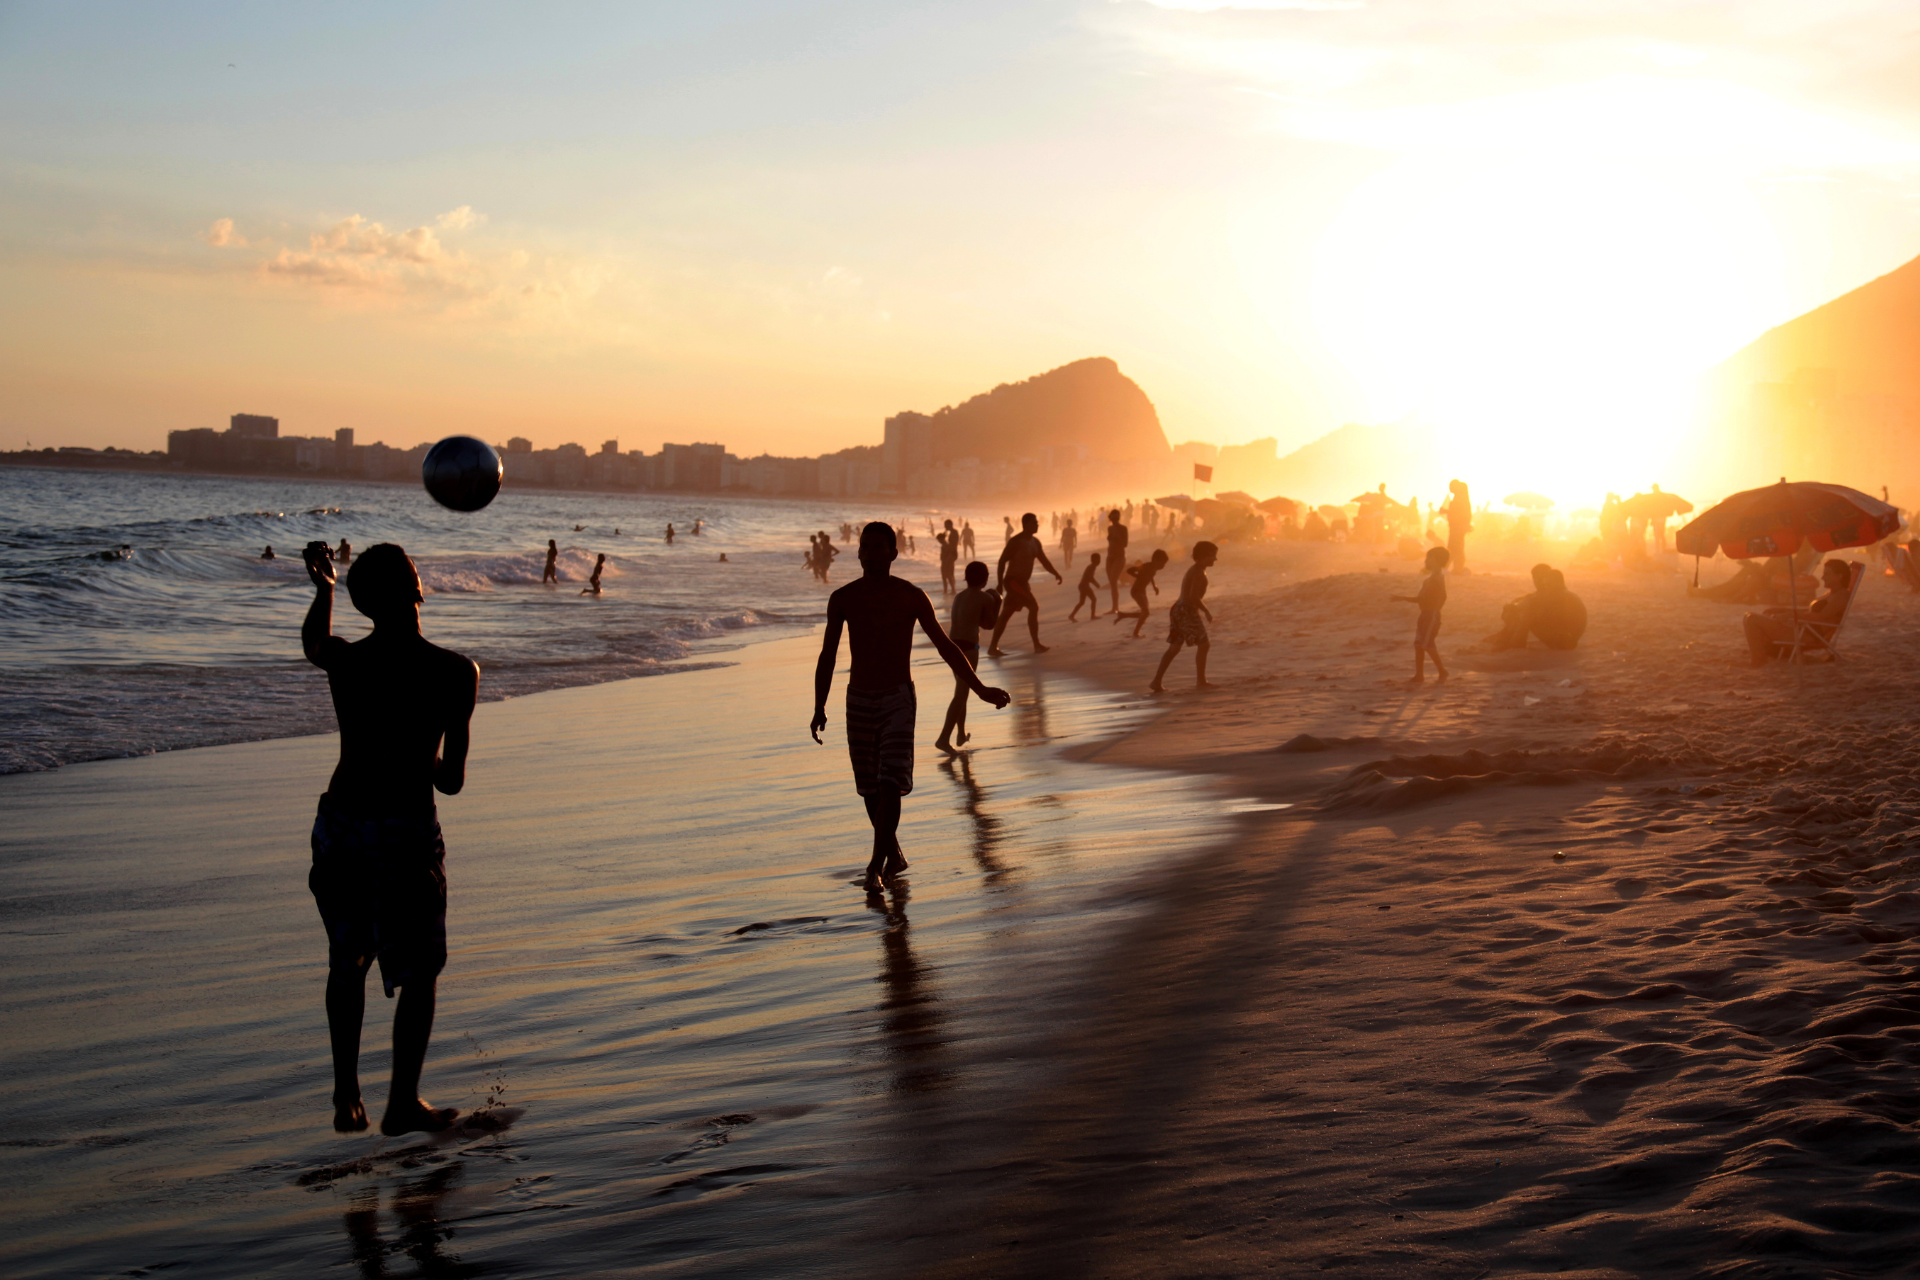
[301,541,343,667]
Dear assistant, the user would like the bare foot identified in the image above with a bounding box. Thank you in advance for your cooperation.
[1195,679,1215,689]
[1033,642,1050,653]
[935,737,956,755]
[988,648,1005,658]
[380,1098,459,1137]
[956,729,970,746]
[884,847,910,877]
[1148,682,1164,694]
[334,1093,369,1133]
[1409,674,1426,684]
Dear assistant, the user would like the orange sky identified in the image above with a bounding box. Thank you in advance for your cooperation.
[3,1,1919,493]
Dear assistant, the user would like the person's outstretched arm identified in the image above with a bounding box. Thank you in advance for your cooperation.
[915,594,1010,708]
[435,659,480,795]
[1034,545,1063,584]
[301,541,343,667]
[810,598,846,742]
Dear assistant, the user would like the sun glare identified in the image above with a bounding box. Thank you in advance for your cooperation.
[1310,153,1789,506]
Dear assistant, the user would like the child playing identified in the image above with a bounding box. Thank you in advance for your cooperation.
[935,561,1000,753]
[1067,553,1102,621]
[581,553,606,595]
[1150,541,1216,693]
[1111,548,1170,637]
[1394,546,1450,682]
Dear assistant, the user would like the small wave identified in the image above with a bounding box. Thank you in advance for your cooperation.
[415,548,608,593]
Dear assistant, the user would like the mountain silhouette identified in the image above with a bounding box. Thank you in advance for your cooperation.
[1702,252,1920,494]
[914,357,1170,465]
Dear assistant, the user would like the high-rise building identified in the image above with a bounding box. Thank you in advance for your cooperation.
[881,412,934,492]
[334,428,354,448]
[229,413,279,438]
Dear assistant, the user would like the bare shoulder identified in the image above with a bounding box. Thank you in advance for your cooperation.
[426,640,480,687]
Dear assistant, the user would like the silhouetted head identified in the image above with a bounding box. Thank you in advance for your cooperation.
[1424,546,1450,572]
[1192,540,1219,567]
[1150,549,1169,567]
[1021,512,1039,533]
[1089,552,1101,566]
[1823,559,1852,591]
[346,543,423,622]
[1109,510,1120,523]
[1531,563,1554,590]
[945,519,955,531]
[965,560,988,587]
[859,521,898,566]
[595,553,605,565]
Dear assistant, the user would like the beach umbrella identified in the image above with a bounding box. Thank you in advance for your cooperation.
[1256,495,1299,515]
[1621,490,1695,520]
[1154,494,1195,513]
[1216,490,1259,507]
[1503,491,1554,512]
[1674,480,1897,560]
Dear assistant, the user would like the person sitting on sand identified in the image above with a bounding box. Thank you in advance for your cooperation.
[812,524,1010,892]
[541,539,558,585]
[1068,553,1102,621]
[300,540,477,1137]
[1742,558,1854,665]
[936,561,1000,753]
[1113,549,1171,638]
[582,553,605,595]
[1150,542,1216,693]
[1394,545,1450,683]
[988,513,1064,657]
[1486,564,1587,651]
[1690,559,1774,605]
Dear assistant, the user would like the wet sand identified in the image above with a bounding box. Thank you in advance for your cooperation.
[0,635,1231,1278]
[899,544,1920,1277]
[12,544,1920,1277]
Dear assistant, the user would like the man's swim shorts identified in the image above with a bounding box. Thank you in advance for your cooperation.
[1168,600,1209,646]
[309,794,448,998]
[846,681,916,796]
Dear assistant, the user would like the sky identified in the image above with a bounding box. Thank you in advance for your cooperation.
[3,0,1919,494]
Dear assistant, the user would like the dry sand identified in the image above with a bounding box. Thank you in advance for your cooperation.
[896,539,1920,1277]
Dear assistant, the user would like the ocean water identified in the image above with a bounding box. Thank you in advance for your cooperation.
[0,466,985,773]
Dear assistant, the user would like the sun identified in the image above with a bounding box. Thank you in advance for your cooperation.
[1309,153,1788,506]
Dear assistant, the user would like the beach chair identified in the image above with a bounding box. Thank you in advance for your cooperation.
[1774,561,1865,663]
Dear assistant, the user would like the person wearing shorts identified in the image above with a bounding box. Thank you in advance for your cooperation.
[1104,509,1129,613]
[1151,541,1217,693]
[300,540,477,1137]
[812,524,1010,892]
[988,512,1063,657]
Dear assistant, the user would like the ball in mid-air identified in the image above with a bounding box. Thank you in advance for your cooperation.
[422,436,503,512]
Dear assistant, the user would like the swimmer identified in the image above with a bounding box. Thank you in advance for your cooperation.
[582,553,605,596]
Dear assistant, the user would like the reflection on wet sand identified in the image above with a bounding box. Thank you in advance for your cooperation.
[342,1162,483,1280]
[869,885,950,1096]
[1007,665,1054,748]
[940,754,1010,883]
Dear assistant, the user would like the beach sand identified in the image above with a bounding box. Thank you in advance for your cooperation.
[896,542,1920,1277]
[9,541,1920,1277]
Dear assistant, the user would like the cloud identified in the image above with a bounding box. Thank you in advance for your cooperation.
[434,205,481,231]
[202,217,246,247]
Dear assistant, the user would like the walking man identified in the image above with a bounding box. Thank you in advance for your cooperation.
[301,541,477,1136]
[812,524,1010,892]
[1104,509,1129,613]
[989,512,1063,657]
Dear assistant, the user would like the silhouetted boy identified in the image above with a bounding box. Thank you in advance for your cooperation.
[1393,545,1450,682]
[812,525,1009,891]
[301,541,478,1136]
[937,561,999,752]
[1112,548,1170,637]
[1068,554,1102,621]
[1150,541,1216,693]
[582,553,605,595]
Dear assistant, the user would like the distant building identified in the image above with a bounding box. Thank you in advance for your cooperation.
[882,412,934,493]
[659,442,726,491]
[334,428,354,448]
[229,414,279,439]
[506,436,533,453]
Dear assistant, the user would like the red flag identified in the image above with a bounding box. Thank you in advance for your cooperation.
[1193,462,1213,483]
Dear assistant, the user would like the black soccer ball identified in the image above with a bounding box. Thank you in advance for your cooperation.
[422,436,503,512]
